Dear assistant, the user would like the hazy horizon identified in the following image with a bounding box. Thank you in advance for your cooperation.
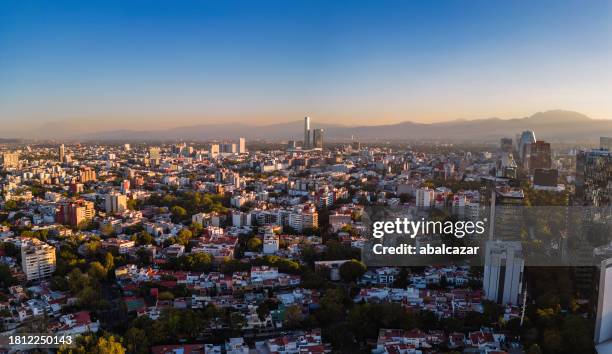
[1,0,611,132]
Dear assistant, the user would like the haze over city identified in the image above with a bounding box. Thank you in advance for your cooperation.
[1,0,612,135]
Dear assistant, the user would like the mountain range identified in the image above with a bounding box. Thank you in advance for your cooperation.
[5,110,612,143]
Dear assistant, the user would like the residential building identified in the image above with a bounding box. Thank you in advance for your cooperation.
[21,239,56,281]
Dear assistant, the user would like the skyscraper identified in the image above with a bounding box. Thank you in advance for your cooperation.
[500,138,513,153]
[576,149,612,207]
[303,116,311,149]
[518,130,536,162]
[594,258,612,346]
[59,144,65,163]
[238,137,246,153]
[483,241,524,305]
[601,137,612,151]
[527,140,551,173]
[312,128,324,149]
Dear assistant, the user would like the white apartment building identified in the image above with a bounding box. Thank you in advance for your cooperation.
[263,229,279,254]
[21,239,56,281]
[483,241,524,305]
[288,205,318,233]
[416,187,435,208]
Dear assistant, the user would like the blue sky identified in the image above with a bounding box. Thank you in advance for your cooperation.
[1,0,611,131]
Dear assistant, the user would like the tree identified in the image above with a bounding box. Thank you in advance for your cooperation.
[171,206,187,222]
[100,223,115,237]
[124,327,149,354]
[317,288,347,323]
[104,252,114,273]
[59,334,125,354]
[526,344,543,354]
[88,261,107,281]
[247,237,262,252]
[67,268,88,293]
[393,267,409,288]
[0,264,16,288]
[230,312,246,332]
[136,231,153,246]
[339,259,366,282]
[177,229,193,246]
[175,252,212,272]
[542,329,563,354]
[256,301,272,321]
[284,305,303,329]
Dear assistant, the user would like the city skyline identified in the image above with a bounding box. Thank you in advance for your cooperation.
[1,0,611,132]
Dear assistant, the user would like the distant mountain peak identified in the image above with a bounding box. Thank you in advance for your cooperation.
[527,110,591,122]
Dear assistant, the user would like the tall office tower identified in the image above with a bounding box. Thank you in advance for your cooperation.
[312,128,324,149]
[287,140,297,149]
[483,241,524,305]
[576,149,612,207]
[303,116,311,149]
[1,152,19,169]
[595,258,612,346]
[578,149,611,203]
[533,168,558,188]
[518,130,536,162]
[105,192,128,214]
[59,144,65,163]
[527,140,551,173]
[238,137,246,153]
[602,137,612,151]
[21,239,56,281]
[500,138,513,153]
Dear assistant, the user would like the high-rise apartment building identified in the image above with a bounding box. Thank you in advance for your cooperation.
[209,144,220,157]
[483,241,524,305]
[238,138,246,154]
[416,187,434,208]
[105,192,128,214]
[288,205,318,233]
[57,200,95,227]
[21,238,56,281]
[1,152,19,169]
[79,167,97,183]
[222,143,237,154]
[303,116,311,149]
